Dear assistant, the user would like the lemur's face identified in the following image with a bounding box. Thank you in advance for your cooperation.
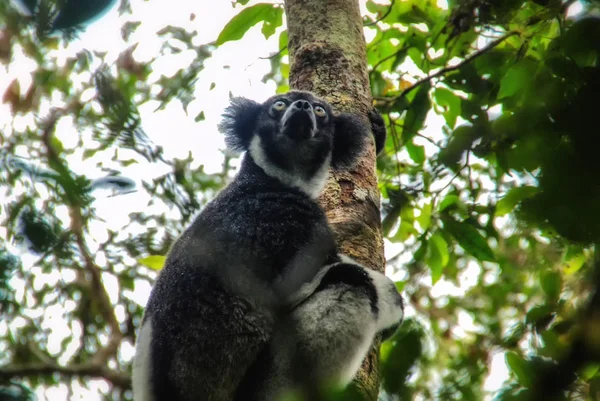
[265,91,334,142]
[253,91,335,174]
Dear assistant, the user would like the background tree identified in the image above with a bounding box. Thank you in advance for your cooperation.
[1,0,600,401]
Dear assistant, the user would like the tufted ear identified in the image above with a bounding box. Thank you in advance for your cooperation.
[218,97,262,152]
[331,113,369,169]
[368,108,387,155]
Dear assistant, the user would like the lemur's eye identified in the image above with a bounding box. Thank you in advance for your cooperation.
[314,105,327,117]
[273,100,287,111]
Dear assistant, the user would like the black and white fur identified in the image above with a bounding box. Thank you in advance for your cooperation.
[132,91,386,401]
[236,258,404,401]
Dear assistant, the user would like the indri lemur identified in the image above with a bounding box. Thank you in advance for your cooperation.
[132,91,403,401]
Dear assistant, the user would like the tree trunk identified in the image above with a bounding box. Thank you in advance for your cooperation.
[283,0,385,399]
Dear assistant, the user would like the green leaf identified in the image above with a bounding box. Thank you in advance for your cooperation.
[406,140,425,165]
[427,233,449,284]
[581,363,600,381]
[560,17,600,67]
[260,6,283,39]
[438,194,459,212]
[539,330,564,359]
[392,220,418,242]
[563,252,587,275]
[368,36,404,72]
[431,234,449,267]
[365,0,382,13]
[396,4,429,24]
[540,271,562,303]
[50,136,64,154]
[216,3,280,45]
[17,208,60,254]
[278,30,288,50]
[380,319,424,394]
[439,125,478,168]
[416,202,432,231]
[505,352,534,388]
[496,186,540,216]
[194,111,205,122]
[138,255,167,270]
[403,82,431,139]
[443,218,495,262]
[413,239,427,262]
[498,60,537,100]
[525,304,554,327]
[503,135,545,173]
[433,87,461,128]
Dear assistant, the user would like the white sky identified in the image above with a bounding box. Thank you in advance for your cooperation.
[0,0,522,399]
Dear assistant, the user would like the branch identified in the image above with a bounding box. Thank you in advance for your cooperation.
[69,204,123,355]
[0,362,131,390]
[40,108,123,360]
[386,31,519,103]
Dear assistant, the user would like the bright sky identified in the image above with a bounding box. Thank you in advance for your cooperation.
[0,0,529,399]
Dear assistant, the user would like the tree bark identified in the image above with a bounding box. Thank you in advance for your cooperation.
[283,0,385,399]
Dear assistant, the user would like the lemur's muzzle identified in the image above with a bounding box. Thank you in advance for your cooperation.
[280,100,317,141]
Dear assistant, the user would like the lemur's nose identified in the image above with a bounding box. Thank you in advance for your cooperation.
[293,100,312,110]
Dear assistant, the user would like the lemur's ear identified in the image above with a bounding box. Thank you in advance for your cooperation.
[218,97,262,152]
[369,108,387,155]
[332,113,369,169]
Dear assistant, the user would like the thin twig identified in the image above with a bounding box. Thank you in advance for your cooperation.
[370,45,410,74]
[415,132,441,149]
[364,0,396,26]
[259,46,288,60]
[386,31,520,103]
[0,362,131,390]
[432,162,468,198]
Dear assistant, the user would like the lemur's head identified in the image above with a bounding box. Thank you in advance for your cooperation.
[218,91,368,197]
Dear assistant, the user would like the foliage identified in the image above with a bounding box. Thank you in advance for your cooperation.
[1,0,600,400]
